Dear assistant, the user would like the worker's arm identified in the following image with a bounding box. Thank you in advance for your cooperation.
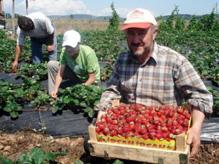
[83,72,96,85]
[187,108,205,158]
[50,64,65,99]
[12,45,23,72]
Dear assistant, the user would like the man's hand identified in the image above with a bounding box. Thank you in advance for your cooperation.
[11,60,18,73]
[187,125,201,158]
[47,45,55,52]
[187,108,205,158]
[50,90,58,99]
[94,104,104,111]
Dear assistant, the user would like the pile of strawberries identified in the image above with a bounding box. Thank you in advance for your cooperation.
[95,104,191,140]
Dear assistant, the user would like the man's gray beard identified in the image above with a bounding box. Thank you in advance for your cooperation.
[131,50,144,57]
[131,46,151,57]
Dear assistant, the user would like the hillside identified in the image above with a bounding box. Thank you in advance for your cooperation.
[6,12,219,21]
[49,13,219,21]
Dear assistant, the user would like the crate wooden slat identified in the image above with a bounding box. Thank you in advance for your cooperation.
[88,124,190,164]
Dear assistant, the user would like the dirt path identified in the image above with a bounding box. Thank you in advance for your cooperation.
[0,130,85,163]
[0,130,219,164]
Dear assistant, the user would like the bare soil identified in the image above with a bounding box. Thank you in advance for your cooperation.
[0,130,85,164]
[190,143,219,164]
[0,130,219,164]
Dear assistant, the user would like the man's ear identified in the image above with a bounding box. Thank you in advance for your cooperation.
[152,27,158,40]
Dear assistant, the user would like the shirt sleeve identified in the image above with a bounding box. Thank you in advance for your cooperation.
[44,16,54,34]
[174,57,213,114]
[86,50,99,73]
[16,27,25,45]
[96,61,122,110]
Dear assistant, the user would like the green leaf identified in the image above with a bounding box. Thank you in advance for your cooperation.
[74,159,84,164]
[16,105,22,112]
[94,100,100,106]
[16,148,63,164]
[0,155,13,164]
[3,106,11,112]
[63,96,71,104]
[80,102,87,107]
[10,111,19,119]
[88,109,95,118]
[113,159,124,164]
[51,105,59,113]
[72,99,80,106]
[45,152,57,161]
[83,108,89,113]
[16,155,31,164]
[31,148,45,164]
[14,88,25,98]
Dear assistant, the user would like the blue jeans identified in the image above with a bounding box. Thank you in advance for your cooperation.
[30,35,57,63]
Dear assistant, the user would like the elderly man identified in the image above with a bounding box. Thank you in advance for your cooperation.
[48,30,100,98]
[96,8,213,158]
[12,12,57,72]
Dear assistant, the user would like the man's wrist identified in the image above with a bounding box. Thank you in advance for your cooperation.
[53,87,58,93]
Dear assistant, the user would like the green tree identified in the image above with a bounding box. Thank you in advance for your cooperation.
[200,13,214,31]
[200,9,218,31]
[189,8,219,31]
[165,6,185,31]
[166,6,177,30]
[187,16,201,31]
[107,3,120,31]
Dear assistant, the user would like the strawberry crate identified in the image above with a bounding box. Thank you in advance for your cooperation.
[88,103,191,164]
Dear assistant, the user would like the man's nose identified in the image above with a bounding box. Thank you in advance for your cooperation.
[132,33,141,43]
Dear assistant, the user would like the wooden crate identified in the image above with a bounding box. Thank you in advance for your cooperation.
[89,101,190,163]
[88,124,190,164]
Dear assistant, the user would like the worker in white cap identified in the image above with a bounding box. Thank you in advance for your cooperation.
[96,8,213,158]
[48,30,100,98]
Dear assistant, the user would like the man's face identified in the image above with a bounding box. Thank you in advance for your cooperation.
[125,26,156,57]
[65,45,80,59]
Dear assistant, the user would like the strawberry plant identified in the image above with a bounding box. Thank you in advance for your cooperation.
[32,91,52,108]
[0,147,66,164]
[0,79,51,118]
[17,147,66,164]
[0,81,24,118]
[53,84,104,118]
[0,156,13,164]
[17,63,48,81]
[208,86,219,114]
[0,30,31,73]
[81,30,127,63]
[100,62,113,81]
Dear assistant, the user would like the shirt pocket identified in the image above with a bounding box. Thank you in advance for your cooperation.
[120,74,137,95]
[154,77,175,104]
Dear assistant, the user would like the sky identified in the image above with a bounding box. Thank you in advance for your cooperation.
[3,0,219,17]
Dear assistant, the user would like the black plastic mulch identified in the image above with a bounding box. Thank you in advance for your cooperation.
[40,110,90,136]
[0,108,90,137]
[0,72,90,137]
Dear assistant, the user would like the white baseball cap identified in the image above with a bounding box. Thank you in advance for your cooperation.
[121,8,157,31]
[62,30,81,48]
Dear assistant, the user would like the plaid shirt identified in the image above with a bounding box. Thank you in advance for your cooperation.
[98,42,213,114]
